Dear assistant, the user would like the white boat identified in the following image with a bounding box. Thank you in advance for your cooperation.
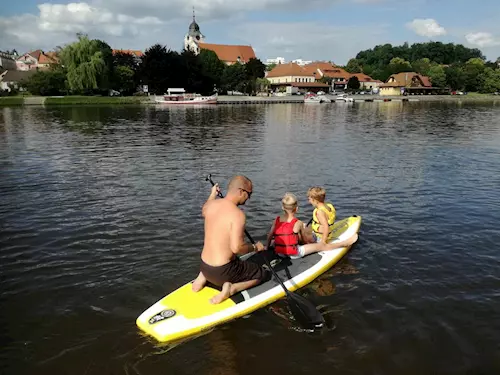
[336,93,354,103]
[154,88,217,105]
[304,93,330,104]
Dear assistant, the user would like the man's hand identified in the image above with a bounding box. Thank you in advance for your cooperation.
[210,183,220,199]
[254,241,265,252]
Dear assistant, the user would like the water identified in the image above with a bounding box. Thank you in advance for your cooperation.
[1,102,500,375]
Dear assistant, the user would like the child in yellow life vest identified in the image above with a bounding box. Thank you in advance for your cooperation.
[306,186,337,244]
[266,192,357,259]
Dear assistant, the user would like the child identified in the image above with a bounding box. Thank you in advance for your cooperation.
[304,186,337,244]
[267,192,357,259]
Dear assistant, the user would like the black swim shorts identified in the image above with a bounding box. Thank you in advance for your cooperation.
[200,257,271,287]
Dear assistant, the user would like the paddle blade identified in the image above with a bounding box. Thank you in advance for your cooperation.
[287,292,325,330]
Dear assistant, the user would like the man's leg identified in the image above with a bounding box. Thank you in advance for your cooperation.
[210,279,260,304]
[192,271,207,292]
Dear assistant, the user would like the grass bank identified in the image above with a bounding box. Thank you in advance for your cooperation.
[0,97,24,106]
[44,96,150,105]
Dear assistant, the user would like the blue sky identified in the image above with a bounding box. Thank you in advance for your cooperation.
[1,0,499,64]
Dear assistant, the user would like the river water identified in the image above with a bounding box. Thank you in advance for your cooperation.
[1,102,500,375]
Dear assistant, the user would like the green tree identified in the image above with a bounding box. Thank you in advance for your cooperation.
[114,66,135,94]
[266,63,276,71]
[23,68,67,96]
[60,34,112,94]
[198,49,225,91]
[347,76,360,91]
[139,44,185,94]
[388,57,413,74]
[427,65,447,87]
[345,58,362,73]
[245,58,266,80]
[479,67,500,93]
[445,65,465,91]
[463,58,486,92]
[412,58,432,75]
[222,63,247,93]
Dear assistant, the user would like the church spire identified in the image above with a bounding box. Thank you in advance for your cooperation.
[192,6,196,22]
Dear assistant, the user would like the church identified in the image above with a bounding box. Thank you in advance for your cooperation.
[184,11,256,65]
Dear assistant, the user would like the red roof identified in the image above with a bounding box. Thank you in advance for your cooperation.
[199,43,255,64]
[267,62,314,78]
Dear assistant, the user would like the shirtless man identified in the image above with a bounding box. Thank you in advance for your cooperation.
[192,175,268,304]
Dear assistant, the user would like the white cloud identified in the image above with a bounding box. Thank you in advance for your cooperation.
[406,18,446,37]
[465,32,500,47]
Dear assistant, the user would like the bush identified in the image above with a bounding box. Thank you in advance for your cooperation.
[0,97,23,106]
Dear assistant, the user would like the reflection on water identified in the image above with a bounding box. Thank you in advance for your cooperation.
[1,102,500,375]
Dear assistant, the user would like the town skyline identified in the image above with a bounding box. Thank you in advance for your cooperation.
[1,1,500,65]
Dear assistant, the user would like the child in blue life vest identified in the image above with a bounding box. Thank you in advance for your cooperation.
[266,192,357,259]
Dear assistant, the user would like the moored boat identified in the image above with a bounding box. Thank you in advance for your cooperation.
[155,88,217,104]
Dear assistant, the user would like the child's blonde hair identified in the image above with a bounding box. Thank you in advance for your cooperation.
[281,192,298,212]
[307,186,326,202]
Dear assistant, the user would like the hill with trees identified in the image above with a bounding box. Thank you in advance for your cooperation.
[343,42,500,92]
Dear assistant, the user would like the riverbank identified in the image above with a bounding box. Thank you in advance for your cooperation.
[2,94,500,107]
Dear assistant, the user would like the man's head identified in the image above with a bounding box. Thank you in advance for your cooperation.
[307,186,326,205]
[227,175,253,205]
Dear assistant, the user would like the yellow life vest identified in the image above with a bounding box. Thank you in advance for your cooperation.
[311,203,336,241]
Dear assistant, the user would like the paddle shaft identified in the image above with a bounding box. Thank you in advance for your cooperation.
[205,175,294,298]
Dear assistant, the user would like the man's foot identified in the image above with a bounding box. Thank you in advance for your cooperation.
[210,282,232,304]
[192,272,206,292]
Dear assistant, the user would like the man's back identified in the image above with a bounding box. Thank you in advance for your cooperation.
[202,199,241,266]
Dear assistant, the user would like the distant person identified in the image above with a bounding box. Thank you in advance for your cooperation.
[192,175,269,304]
[266,192,357,259]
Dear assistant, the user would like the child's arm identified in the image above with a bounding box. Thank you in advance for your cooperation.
[317,210,329,244]
[295,220,305,243]
[266,220,276,249]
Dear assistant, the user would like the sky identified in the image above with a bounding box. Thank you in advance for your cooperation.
[1,0,500,65]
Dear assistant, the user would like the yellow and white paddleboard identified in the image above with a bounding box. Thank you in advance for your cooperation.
[136,215,361,343]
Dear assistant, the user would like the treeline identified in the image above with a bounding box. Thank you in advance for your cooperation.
[22,34,267,96]
[344,42,500,92]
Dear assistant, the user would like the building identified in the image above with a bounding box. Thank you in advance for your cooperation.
[291,59,312,66]
[349,73,384,90]
[380,72,435,96]
[302,61,351,91]
[266,57,286,65]
[266,62,329,93]
[183,10,256,65]
[16,50,58,71]
[0,70,36,92]
[0,51,18,73]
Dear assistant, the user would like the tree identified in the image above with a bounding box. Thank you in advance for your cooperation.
[114,66,135,94]
[222,63,247,93]
[388,57,413,74]
[23,68,67,96]
[445,65,465,91]
[198,49,225,91]
[266,63,276,71]
[245,58,266,80]
[412,58,432,75]
[480,67,500,93]
[463,58,486,92]
[345,58,362,73]
[427,65,446,88]
[139,44,185,94]
[60,34,112,93]
[347,76,360,91]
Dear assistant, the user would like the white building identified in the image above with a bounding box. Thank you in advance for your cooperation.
[291,59,312,66]
[183,9,205,55]
[266,57,286,65]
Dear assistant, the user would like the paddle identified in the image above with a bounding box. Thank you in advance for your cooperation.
[205,174,325,330]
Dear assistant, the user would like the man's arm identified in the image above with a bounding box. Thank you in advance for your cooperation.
[317,210,329,244]
[229,211,255,255]
[202,183,219,217]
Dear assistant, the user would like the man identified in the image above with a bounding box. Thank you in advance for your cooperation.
[192,175,268,304]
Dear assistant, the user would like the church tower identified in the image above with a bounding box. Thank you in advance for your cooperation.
[183,7,205,55]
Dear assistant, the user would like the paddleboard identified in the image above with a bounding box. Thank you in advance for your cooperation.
[136,215,361,343]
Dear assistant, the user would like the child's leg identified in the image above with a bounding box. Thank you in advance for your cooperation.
[300,234,358,257]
